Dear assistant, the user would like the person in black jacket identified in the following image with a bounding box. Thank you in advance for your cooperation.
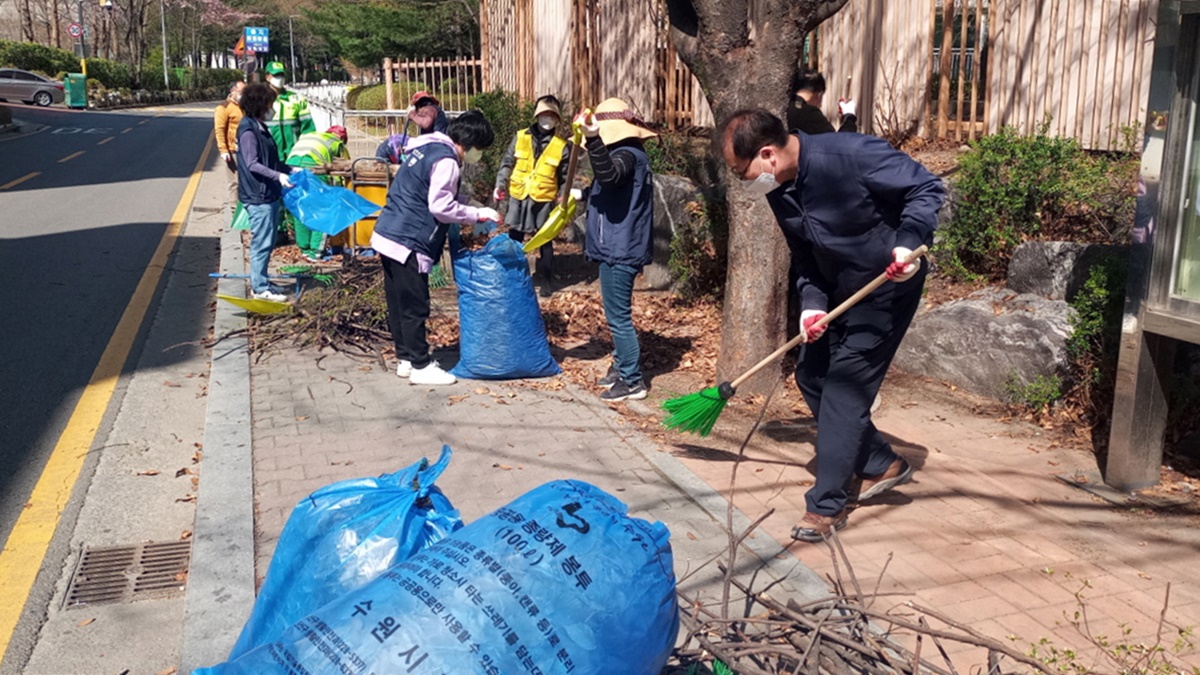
[787,69,857,135]
[575,98,656,402]
[717,108,945,542]
[236,83,296,302]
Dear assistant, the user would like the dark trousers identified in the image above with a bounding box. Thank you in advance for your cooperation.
[381,253,432,369]
[796,279,924,516]
[506,229,554,280]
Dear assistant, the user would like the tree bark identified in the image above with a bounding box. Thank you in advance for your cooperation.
[20,0,36,41]
[667,0,849,393]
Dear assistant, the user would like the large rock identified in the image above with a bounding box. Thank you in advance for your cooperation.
[568,174,704,290]
[893,287,1075,400]
[1006,241,1128,301]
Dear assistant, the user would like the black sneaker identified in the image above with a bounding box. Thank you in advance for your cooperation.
[597,366,620,390]
[601,379,647,402]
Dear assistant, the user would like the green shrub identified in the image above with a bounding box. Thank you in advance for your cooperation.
[0,40,78,77]
[349,82,429,110]
[84,58,132,89]
[669,194,728,302]
[1005,373,1063,411]
[939,123,1138,280]
[468,89,535,199]
[191,68,242,90]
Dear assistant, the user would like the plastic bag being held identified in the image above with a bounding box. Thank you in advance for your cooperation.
[282,168,381,235]
[218,445,462,662]
[451,232,561,380]
[206,480,679,675]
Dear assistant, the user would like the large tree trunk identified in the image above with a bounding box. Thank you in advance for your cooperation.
[19,0,36,41]
[667,0,849,393]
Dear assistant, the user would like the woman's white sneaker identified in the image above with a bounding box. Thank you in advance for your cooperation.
[396,360,412,378]
[410,362,456,385]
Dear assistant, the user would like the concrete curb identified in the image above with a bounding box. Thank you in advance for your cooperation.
[179,227,256,673]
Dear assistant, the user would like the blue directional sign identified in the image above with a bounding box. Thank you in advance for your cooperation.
[244,26,269,53]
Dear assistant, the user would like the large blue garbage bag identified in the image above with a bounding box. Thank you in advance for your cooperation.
[450,233,561,379]
[282,169,381,235]
[202,480,679,675]
[220,446,462,662]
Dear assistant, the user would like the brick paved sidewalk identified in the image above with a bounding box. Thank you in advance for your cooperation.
[248,347,825,624]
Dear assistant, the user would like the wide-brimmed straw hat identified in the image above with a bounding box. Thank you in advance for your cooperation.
[593,97,657,145]
[534,97,561,119]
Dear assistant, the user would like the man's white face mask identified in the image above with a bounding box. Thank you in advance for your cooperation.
[741,156,780,195]
[267,75,284,88]
[537,115,557,131]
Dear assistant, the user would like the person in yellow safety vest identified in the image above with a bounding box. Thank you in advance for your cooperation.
[493,95,572,297]
[264,61,315,161]
[286,126,350,261]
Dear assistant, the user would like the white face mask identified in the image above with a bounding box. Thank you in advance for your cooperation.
[264,109,276,122]
[741,156,780,195]
[267,75,284,88]
[464,147,483,164]
[537,115,557,131]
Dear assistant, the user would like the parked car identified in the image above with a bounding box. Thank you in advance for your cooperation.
[0,68,65,107]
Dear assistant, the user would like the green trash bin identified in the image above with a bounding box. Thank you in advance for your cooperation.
[64,73,87,109]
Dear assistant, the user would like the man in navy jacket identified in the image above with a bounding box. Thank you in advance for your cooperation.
[717,109,945,542]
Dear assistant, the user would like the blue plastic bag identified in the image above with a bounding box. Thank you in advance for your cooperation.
[282,169,381,235]
[219,446,462,662]
[450,233,561,379]
[203,480,679,675]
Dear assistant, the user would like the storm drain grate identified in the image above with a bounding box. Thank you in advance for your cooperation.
[64,540,192,608]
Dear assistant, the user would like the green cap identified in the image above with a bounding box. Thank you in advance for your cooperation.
[265,61,286,75]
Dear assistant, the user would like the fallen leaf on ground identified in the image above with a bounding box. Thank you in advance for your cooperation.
[77,618,95,627]
[163,381,182,388]
[686,532,697,541]
[180,530,193,541]
[296,416,309,421]
[136,470,160,476]
[175,467,195,478]
[493,464,513,471]
[447,394,470,405]
[1138,572,1152,580]
[174,571,188,582]
[156,668,178,675]
[175,495,197,503]
[474,387,491,395]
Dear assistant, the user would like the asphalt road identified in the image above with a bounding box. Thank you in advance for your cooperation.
[0,102,213,550]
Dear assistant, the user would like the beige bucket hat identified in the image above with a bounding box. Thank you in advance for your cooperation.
[593,97,657,145]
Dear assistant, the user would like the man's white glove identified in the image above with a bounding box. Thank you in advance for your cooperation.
[220,152,232,163]
[278,173,292,188]
[574,110,600,138]
[800,309,829,343]
[476,206,501,223]
[492,187,506,203]
[887,246,919,282]
[569,188,583,201]
[838,99,857,117]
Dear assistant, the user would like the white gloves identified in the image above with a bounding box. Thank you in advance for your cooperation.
[838,99,857,117]
[569,188,583,201]
[574,110,600,138]
[887,247,919,282]
[800,310,829,342]
[476,206,501,223]
[220,152,232,163]
[278,173,292,188]
[493,187,506,203]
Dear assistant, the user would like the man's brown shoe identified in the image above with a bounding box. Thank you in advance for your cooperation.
[852,459,914,502]
[790,511,848,542]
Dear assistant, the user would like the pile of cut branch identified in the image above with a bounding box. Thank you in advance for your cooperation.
[668,386,1054,675]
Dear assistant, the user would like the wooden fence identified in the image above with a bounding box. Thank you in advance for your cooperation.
[478,0,1155,150]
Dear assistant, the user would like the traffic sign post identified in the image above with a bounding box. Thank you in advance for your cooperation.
[68,22,82,38]
[244,27,269,53]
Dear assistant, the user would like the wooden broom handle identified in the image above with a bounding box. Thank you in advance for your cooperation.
[557,126,584,203]
[729,245,929,390]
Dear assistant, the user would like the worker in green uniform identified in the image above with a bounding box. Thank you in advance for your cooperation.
[264,61,315,160]
[286,125,350,261]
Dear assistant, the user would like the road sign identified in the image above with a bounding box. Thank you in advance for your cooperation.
[68,22,83,38]
[244,27,269,53]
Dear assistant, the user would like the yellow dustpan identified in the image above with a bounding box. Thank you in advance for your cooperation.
[522,119,585,253]
[217,293,292,314]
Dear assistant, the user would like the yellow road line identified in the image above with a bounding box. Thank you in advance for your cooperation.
[0,172,39,190]
[97,136,114,146]
[0,135,213,667]
[120,128,132,134]
[58,151,85,163]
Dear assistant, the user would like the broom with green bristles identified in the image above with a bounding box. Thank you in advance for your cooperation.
[662,245,929,436]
